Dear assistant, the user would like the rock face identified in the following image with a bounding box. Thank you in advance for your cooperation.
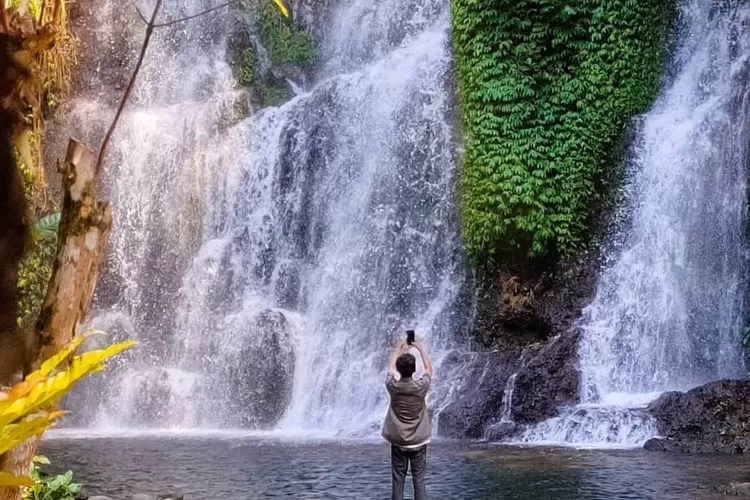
[510,330,581,425]
[436,351,517,439]
[645,379,750,454]
[474,249,600,351]
[437,330,582,439]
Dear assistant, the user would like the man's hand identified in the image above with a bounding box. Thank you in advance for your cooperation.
[413,339,433,377]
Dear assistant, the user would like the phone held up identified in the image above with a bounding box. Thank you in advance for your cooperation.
[406,330,415,345]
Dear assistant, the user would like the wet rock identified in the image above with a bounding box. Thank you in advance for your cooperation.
[220,309,295,428]
[510,330,581,425]
[721,482,750,496]
[484,421,521,441]
[437,351,516,439]
[128,494,184,500]
[646,379,750,454]
[88,497,114,500]
[474,248,600,352]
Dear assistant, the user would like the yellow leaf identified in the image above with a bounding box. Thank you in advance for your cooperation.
[0,341,135,427]
[26,331,103,385]
[272,0,289,18]
[0,472,34,487]
[0,413,58,455]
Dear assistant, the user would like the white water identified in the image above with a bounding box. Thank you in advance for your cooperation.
[63,0,472,435]
[524,0,750,447]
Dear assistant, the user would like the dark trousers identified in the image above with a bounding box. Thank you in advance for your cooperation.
[391,444,427,500]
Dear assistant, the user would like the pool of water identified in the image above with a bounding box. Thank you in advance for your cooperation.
[40,434,749,499]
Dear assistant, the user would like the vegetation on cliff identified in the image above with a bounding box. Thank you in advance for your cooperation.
[452,0,674,262]
[229,0,313,109]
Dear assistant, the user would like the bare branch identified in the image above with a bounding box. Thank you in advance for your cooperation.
[130,1,149,25]
[152,0,239,28]
[52,0,62,24]
[94,0,163,177]
[1,5,10,34]
[37,0,46,26]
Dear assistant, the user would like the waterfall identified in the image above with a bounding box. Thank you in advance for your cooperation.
[523,0,750,447]
[64,0,472,435]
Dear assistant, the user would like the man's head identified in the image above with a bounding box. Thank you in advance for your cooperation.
[396,353,416,379]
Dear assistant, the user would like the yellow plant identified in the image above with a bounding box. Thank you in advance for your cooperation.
[272,0,289,17]
[0,334,135,487]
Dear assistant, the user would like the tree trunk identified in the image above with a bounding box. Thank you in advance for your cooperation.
[34,139,112,362]
[0,139,111,500]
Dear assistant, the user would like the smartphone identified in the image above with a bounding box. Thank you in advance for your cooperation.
[406,330,415,345]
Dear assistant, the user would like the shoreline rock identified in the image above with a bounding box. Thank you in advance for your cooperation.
[436,351,517,439]
[645,379,750,454]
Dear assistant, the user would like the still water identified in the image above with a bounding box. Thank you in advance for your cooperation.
[41,435,748,499]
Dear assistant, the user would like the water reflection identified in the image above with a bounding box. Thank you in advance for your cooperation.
[41,437,747,499]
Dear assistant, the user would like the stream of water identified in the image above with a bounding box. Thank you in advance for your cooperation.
[522,0,750,447]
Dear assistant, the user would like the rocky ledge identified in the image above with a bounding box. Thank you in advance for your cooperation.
[436,329,581,439]
[645,379,750,454]
[87,495,182,500]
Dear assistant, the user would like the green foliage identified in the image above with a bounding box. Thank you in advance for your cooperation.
[24,457,81,500]
[259,0,314,66]
[34,213,61,237]
[452,0,674,261]
[18,213,60,328]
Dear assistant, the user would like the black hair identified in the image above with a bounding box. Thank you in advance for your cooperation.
[396,353,416,379]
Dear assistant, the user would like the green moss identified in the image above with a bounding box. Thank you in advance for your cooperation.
[17,231,57,329]
[452,0,674,262]
[260,85,289,107]
[231,46,257,88]
[259,0,314,66]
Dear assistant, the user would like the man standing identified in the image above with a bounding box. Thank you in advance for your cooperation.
[382,334,433,500]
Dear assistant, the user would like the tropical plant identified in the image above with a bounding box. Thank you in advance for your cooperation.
[23,457,81,500]
[0,334,135,487]
[452,0,675,262]
[31,214,61,239]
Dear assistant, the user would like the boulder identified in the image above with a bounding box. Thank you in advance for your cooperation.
[219,309,295,428]
[484,421,521,441]
[721,483,750,496]
[510,330,581,424]
[436,351,515,439]
[645,379,750,454]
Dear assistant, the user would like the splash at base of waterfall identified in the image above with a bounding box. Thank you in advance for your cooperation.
[515,400,659,449]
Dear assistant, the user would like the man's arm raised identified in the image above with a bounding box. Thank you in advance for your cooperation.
[388,337,407,376]
[414,340,432,377]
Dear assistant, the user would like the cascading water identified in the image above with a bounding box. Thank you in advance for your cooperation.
[522,0,750,447]
[65,0,472,435]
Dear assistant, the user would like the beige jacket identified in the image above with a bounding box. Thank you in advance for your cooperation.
[382,373,432,447]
